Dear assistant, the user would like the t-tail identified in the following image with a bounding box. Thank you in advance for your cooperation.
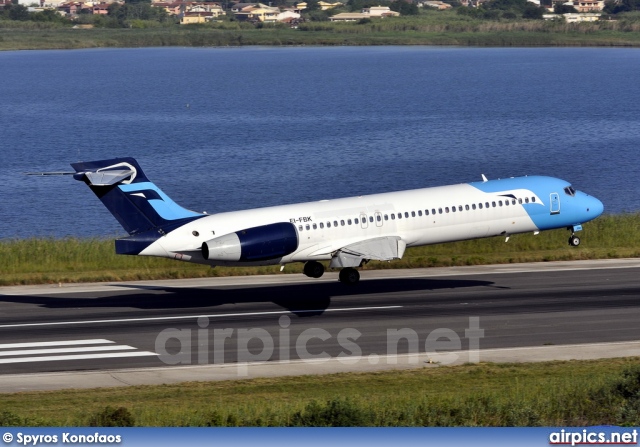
[71,158,204,254]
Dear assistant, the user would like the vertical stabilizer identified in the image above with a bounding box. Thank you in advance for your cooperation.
[71,158,204,236]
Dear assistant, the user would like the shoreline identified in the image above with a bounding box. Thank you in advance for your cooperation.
[2,25,640,51]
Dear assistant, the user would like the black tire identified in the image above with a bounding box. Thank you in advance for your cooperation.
[339,267,360,284]
[569,235,581,247]
[303,261,324,278]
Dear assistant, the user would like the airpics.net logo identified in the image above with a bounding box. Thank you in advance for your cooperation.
[154,316,485,376]
[549,429,638,446]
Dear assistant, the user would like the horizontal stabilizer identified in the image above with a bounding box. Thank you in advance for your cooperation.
[83,169,135,186]
[72,160,138,186]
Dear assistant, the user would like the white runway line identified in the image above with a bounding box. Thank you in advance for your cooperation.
[0,339,157,364]
[0,351,158,364]
[0,339,114,349]
[0,305,403,329]
[0,345,137,357]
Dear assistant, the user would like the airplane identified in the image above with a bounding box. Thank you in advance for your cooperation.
[71,158,604,284]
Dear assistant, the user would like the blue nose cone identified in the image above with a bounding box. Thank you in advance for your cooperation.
[587,195,604,219]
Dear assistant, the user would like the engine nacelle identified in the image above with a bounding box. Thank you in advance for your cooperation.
[202,222,299,262]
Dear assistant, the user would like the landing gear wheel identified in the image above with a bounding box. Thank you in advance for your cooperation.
[569,235,581,247]
[339,267,360,285]
[303,261,325,278]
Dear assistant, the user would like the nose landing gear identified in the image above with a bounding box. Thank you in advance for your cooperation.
[568,224,583,247]
[569,235,581,246]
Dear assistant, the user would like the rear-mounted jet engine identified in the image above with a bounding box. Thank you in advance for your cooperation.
[202,222,299,262]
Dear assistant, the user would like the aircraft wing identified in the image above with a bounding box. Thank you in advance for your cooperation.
[329,236,407,268]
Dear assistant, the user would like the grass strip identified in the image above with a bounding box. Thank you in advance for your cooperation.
[1,213,638,286]
[2,358,640,426]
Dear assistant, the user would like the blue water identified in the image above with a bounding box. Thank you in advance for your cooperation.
[1,47,639,239]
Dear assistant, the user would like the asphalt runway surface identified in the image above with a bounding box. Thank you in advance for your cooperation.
[1,259,640,390]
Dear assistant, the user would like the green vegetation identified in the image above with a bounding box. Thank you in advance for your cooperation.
[2,358,640,426]
[0,213,638,286]
[2,6,640,50]
[605,0,640,14]
[87,407,136,427]
[1,20,638,51]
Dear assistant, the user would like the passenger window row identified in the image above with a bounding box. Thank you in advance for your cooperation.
[297,196,536,232]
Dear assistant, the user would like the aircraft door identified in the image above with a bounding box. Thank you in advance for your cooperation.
[374,212,383,227]
[550,193,560,215]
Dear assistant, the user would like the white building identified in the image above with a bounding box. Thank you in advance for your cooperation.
[363,5,399,16]
[330,5,399,21]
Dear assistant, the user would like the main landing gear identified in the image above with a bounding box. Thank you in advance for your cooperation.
[338,267,360,285]
[303,262,361,284]
[303,261,325,278]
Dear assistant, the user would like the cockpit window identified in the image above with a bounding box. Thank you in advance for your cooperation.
[564,186,576,196]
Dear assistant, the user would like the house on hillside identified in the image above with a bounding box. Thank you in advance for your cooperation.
[231,2,256,12]
[417,0,452,9]
[181,11,209,23]
[296,1,342,9]
[92,2,111,14]
[543,11,601,19]
[233,3,279,22]
[154,2,182,15]
[188,2,223,16]
[563,11,601,20]
[570,0,603,11]
[178,2,224,22]
[329,12,367,20]
[57,2,81,16]
[363,5,399,15]
[330,5,398,20]
[277,9,300,21]
[38,0,67,6]
[318,1,342,9]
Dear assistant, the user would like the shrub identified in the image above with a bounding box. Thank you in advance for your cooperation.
[0,410,23,426]
[289,398,374,426]
[87,406,135,427]
[613,365,640,425]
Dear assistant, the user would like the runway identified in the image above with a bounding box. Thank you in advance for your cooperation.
[1,259,640,392]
